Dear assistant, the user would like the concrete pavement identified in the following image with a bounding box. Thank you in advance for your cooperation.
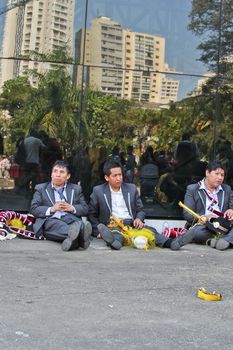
[0,236,233,350]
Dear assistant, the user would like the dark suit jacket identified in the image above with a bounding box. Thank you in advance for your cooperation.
[184,182,233,224]
[30,182,88,237]
[88,182,145,236]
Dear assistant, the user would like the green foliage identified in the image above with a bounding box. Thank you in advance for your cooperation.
[187,0,233,159]
[188,0,233,69]
[0,76,33,116]
[0,45,231,160]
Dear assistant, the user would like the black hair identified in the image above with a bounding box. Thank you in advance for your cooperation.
[52,160,70,173]
[103,159,123,176]
[206,161,225,173]
[29,129,39,138]
[111,146,120,156]
[181,131,193,141]
[127,145,133,153]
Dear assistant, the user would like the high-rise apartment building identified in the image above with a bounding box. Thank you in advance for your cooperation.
[74,16,123,98]
[160,64,179,105]
[122,30,165,103]
[0,1,18,86]
[1,0,75,87]
[74,16,179,105]
[122,31,179,105]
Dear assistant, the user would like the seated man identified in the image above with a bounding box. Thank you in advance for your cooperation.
[30,160,92,251]
[88,159,194,250]
[183,161,233,250]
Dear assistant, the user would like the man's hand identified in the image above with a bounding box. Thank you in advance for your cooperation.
[51,201,75,213]
[224,209,233,220]
[50,201,62,213]
[198,216,208,224]
[133,218,144,229]
[198,213,217,224]
[60,202,75,212]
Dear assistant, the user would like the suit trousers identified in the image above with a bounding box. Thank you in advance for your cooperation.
[43,215,82,242]
[191,224,214,244]
[108,227,124,245]
[191,224,233,245]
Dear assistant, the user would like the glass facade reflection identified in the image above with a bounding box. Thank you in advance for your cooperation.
[0,0,232,217]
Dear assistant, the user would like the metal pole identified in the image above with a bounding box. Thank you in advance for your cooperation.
[213,0,223,160]
[78,0,89,145]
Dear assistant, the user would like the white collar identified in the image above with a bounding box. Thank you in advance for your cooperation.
[51,182,67,191]
[109,185,122,193]
[199,178,223,193]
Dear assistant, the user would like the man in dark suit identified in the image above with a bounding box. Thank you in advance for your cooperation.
[88,159,194,250]
[30,160,92,251]
[184,161,233,250]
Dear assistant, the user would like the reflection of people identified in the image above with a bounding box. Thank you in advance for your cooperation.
[88,159,194,250]
[0,134,4,155]
[140,146,157,166]
[0,155,11,178]
[110,146,120,162]
[158,137,206,204]
[183,161,233,250]
[69,147,92,200]
[125,146,137,183]
[139,146,159,199]
[21,130,46,193]
[30,160,92,251]
[174,132,199,161]
[39,131,63,181]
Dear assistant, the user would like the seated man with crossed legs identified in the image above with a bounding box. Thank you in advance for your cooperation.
[31,160,92,251]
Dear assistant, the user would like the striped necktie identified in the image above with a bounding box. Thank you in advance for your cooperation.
[57,187,66,202]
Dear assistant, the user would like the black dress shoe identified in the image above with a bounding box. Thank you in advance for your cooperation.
[170,228,195,250]
[79,221,92,249]
[62,222,81,251]
[97,223,122,250]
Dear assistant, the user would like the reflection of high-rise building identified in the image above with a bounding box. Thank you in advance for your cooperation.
[74,16,179,104]
[1,0,75,87]
[160,64,179,104]
[123,30,166,103]
[189,73,214,97]
[74,16,123,98]
[189,55,233,97]
[0,1,18,87]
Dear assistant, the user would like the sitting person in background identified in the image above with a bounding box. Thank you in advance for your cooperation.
[139,146,159,199]
[125,145,137,183]
[140,146,157,167]
[183,161,233,250]
[30,160,92,251]
[158,136,206,205]
[88,159,194,250]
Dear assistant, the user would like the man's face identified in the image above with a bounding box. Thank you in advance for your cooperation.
[51,166,70,187]
[205,167,224,189]
[105,167,123,190]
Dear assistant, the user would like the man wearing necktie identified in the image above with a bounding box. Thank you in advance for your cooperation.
[30,160,92,251]
[183,161,233,250]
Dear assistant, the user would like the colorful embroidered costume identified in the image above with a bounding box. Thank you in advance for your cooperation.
[0,211,43,239]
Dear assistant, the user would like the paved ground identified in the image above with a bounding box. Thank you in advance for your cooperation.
[1,236,233,350]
